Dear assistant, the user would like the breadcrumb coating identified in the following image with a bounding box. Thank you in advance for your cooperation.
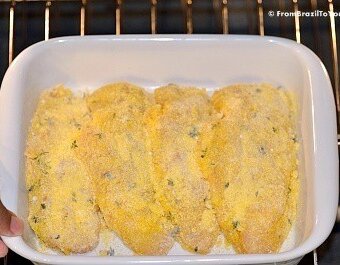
[145,84,220,254]
[197,83,299,253]
[25,86,100,254]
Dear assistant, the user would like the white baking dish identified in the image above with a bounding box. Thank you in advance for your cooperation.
[0,35,338,265]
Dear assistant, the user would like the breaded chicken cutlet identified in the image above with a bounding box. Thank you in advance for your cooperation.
[145,85,220,254]
[25,86,100,254]
[75,83,174,255]
[26,82,299,256]
[197,84,299,253]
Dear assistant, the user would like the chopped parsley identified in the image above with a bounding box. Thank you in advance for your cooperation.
[232,220,240,229]
[94,133,103,139]
[167,179,174,186]
[128,182,137,189]
[70,119,81,130]
[201,148,207,158]
[259,146,266,155]
[31,152,50,175]
[171,226,180,236]
[71,140,78,149]
[107,247,115,256]
[31,152,49,161]
[72,192,77,202]
[102,171,113,179]
[188,126,199,138]
[166,211,173,221]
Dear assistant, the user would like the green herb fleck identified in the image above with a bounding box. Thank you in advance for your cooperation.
[107,247,115,256]
[72,192,77,202]
[32,152,50,175]
[232,220,240,229]
[55,235,60,239]
[44,117,54,126]
[255,191,259,197]
[128,182,137,190]
[95,133,103,139]
[41,203,46,209]
[166,211,173,221]
[32,152,49,161]
[32,216,38,223]
[201,148,207,158]
[292,136,298,143]
[171,226,180,236]
[28,185,34,192]
[272,127,277,133]
[259,146,266,155]
[71,140,78,149]
[102,172,113,179]
[225,182,229,188]
[194,247,198,252]
[70,119,81,130]
[42,170,49,175]
[288,187,292,194]
[66,96,73,104]
[167,179,174,186]
[188,126,199,138]
[288,219,292,225]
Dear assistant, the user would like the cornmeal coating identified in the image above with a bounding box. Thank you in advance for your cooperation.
[26,86,100,254]
[197,84,299,253]
[145,84,220,254]
[76,83,174,255]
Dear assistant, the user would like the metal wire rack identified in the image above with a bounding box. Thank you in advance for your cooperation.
[0,0,339,123]
[0,0,339,264]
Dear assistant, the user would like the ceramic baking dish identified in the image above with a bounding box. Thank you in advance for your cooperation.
[0,35,338,265]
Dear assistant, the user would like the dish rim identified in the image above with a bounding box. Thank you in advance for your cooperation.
[0,34,338,264]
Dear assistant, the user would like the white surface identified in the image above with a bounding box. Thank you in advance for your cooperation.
[27,225,296,257]
[0,35,338,265]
